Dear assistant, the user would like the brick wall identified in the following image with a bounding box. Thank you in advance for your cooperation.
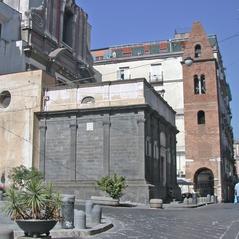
[183,22,221,198]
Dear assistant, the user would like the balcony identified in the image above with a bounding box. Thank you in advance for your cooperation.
[149,73,163,84]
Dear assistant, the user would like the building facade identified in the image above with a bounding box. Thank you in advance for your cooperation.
[0,0,179,204]
[234,140,239,178]
[36,79,179,203]
[0,0,100,84]
[92,22,235,202]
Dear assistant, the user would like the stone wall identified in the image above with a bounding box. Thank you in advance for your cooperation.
[38,105,178,203]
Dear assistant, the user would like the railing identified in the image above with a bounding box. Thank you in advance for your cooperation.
[149,73,163,84]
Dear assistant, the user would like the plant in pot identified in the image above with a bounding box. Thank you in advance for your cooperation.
[4,165,61,238]
[97,174,127,204]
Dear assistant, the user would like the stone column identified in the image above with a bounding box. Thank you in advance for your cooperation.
[153,117,159,185]
[144,112,152,183]
[150,114,154,183]
[72,10,77,55]
[78,9,83,59]
[172,133,177,185]
[59,0,66,43]
[158,122,161,185]
[166,129,171,187]
[70,115,78,180]
[103,115,111,176]
[137,114,145,179]
[39,119,47,179]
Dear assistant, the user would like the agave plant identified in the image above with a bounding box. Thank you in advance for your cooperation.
[4,166,61,221]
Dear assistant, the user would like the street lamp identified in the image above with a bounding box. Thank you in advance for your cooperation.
[184,57,193,66]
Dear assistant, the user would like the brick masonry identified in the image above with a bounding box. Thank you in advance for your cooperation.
[182,22,234,201]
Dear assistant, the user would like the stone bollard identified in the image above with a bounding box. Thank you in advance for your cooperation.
[85,200,94,216]
[74,209,86,229]
[206,194,211,203]
[192,193,197,205]
[61,194,75,229]
[90,205,102,226]
[188,198,193,204]
[197,197,201,204]
[183,197,188,204]
[211,195,215,203]
[149,199,163,208]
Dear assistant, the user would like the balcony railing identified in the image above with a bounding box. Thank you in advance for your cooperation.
[149,73,163,84]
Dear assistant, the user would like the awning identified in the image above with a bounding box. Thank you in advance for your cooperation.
[177,178,193,186]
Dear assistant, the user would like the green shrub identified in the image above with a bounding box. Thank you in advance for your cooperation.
[97,174,127,199]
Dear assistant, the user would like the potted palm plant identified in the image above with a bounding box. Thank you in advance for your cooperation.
[4,165,61,238]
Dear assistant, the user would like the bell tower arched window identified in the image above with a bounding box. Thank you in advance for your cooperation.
[197,111,205,124]
[195,44,201,58]
[194,74,206,95]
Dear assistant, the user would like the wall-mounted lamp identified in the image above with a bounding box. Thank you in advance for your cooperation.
[184,57,193,66]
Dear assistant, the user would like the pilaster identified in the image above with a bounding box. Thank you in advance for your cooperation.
[103,115,111,176]
[70,115,78,180]
[39,119,47,179]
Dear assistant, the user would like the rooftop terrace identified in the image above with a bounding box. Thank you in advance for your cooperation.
[91,34,218,62]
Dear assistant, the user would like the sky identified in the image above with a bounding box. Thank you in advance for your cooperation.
[77,0,239,139]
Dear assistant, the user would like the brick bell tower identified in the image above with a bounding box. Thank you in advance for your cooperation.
[182,22,222,200]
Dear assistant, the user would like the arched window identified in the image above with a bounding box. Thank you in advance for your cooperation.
[197,111,205,125]
[81,96,95,104]
[194,74,206,95]
[194,75,199,94]
[200,74,206,94]
[195,44,201,58]
[63,8,73,47]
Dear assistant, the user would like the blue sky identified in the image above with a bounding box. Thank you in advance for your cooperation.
[77,0,239,139]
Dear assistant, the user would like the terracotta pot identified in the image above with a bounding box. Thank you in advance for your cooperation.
[16,219,57,237]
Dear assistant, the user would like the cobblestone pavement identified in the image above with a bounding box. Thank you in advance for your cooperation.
[81,203,239,239]
[2,203,239,239]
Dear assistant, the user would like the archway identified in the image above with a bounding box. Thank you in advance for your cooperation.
[194,168,214,196]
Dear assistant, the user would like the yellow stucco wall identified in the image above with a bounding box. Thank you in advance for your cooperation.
[0,70,54,178]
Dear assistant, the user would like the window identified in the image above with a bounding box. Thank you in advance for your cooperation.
[117,67,130,80]
[146,137,152,157]
[195,44,202,58]
[194,74,206,94]
[197,111,205,124]
[63,9,74,47]
[150,64,163,83]
[153,141,159,159]
[0,91,11,108]
[81,96,95,104]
